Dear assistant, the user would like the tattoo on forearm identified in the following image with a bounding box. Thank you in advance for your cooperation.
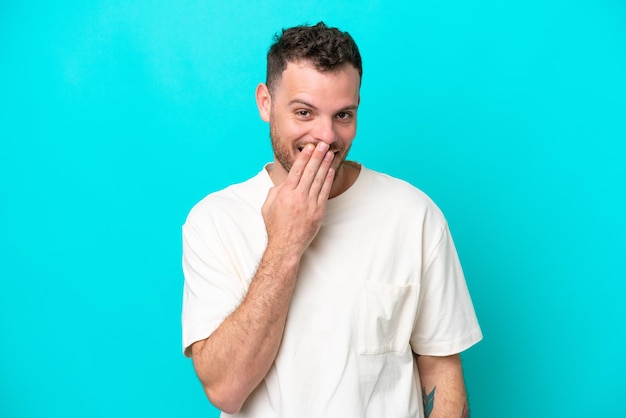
[421,386,436,418]
[421,385,469,418]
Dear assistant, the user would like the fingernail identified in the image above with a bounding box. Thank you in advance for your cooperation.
[318,142,329,152]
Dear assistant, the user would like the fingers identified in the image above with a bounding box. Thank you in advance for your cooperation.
[286,142,334,193]
[301,142,330,191]
[317,166,335,205]
[284,144,315,189]
[309,149,334,200]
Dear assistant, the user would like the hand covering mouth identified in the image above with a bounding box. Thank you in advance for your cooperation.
[297,145,339,154]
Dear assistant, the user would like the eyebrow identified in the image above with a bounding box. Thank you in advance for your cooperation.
[288,99,358,113]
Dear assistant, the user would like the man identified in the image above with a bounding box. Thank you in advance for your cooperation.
[182,22,482,417]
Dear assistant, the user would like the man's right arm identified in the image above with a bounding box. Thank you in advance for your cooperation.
[189,142,335,414]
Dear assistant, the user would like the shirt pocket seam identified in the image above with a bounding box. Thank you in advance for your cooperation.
[357,281,419,355]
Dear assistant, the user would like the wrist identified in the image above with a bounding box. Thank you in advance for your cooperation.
[265,238,307,265]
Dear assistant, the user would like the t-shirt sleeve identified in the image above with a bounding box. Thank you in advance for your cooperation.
[181,218,246,357]
[410,223,482,356]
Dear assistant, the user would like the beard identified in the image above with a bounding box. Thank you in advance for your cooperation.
[269,118,351,175]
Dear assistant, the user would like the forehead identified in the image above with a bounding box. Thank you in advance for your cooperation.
[272,61,360,106]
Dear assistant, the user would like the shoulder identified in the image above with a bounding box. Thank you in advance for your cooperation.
[185,168,271,229]
[361,166,446,227]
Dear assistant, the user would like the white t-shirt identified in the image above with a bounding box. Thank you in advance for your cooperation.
[182,163,482,417]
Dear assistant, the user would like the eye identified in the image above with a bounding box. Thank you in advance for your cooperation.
[336,111,353,121]
[296,110,311,118]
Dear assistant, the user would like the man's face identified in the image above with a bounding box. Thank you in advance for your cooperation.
[257,61,361,179]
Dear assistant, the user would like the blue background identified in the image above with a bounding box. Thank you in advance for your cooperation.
[1,1,625,417]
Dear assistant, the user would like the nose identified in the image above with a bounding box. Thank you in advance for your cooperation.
[312,117,336,145]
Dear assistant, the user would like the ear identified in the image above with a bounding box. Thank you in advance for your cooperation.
[255,83,271,122]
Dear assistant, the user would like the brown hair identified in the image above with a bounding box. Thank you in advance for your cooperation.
[266,22,362,92]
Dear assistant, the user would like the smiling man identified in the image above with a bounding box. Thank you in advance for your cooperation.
[182,22,482,418]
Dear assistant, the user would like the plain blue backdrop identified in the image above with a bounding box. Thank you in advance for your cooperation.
[1,1,625,417]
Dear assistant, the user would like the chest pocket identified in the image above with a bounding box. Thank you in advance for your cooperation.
[358,282,420,355]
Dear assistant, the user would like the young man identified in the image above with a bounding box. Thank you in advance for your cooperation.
[182,22,482,417]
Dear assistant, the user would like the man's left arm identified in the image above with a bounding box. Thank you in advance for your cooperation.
[416,354,469,418]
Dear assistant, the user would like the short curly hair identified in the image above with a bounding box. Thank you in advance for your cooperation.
[266,22,362,92]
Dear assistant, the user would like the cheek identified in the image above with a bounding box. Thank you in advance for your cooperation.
[283,121,301,134]
[284,121,311,140]
[337,124,357,142]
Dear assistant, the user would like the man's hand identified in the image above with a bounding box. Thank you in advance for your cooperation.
[262,141,336,257]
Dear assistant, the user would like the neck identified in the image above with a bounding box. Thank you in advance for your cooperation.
[329,161,359,198]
